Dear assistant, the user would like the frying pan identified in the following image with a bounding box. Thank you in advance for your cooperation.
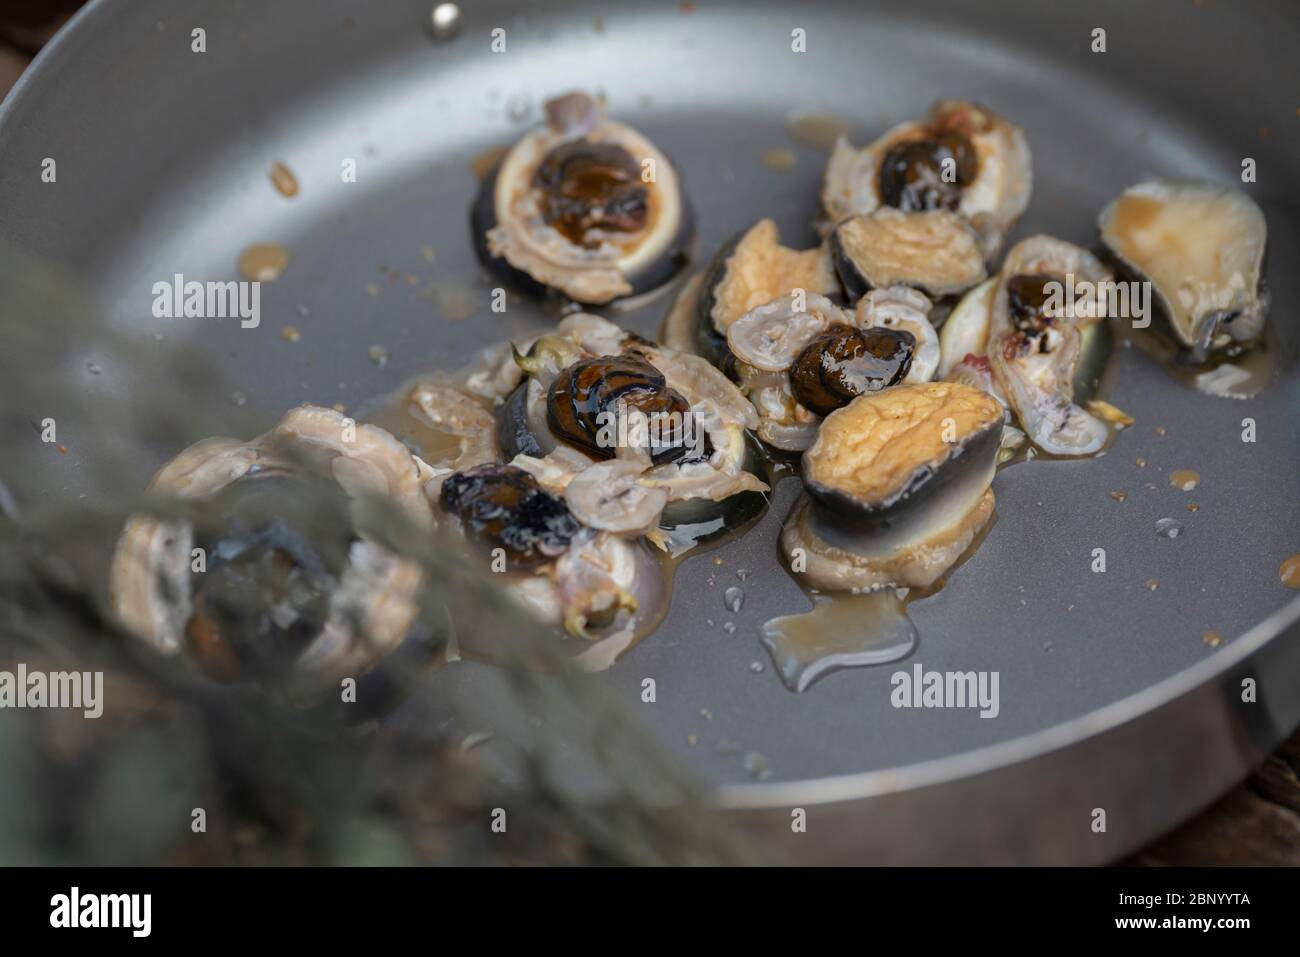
[1,0,1298,864]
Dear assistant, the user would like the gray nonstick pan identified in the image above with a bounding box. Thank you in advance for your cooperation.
[1,0,1298,864]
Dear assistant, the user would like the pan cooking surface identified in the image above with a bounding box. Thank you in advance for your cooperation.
[2,0,1297,790]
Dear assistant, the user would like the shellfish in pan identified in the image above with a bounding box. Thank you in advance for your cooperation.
[691,218,840,368]
[781,382,1003,593]
[821,99,1032,266]
[471,91,694,305]
[830,208,987,302]
[1098,178,1268,365]
[723,286,939,451]
[937,235,1115,457]
[109,406,434,691]
[434,462,666,657]
[496,314,768,528]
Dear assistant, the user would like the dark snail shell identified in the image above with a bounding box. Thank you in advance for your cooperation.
[470,92,695,306]
[821,99,1032,265]
[789,324,916,417]
[830,209,987,303]
[878,131,980,212]
[657,437,769,541]
[802,382,1003,532]
[694,219,840,372]
[694,231,745,369]
[108,406,434,710]
[440,464,581,569]
[546,355,693,465]
[1004,272,1068,333]
[1097,179,1268,364]
[498,378,546,460]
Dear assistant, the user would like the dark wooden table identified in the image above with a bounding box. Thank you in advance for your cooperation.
[3,0,1296,867]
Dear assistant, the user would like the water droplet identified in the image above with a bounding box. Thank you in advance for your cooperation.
[1170,469,1200,491]
[281,325,301,342]
[368,345,390,368]
[1145,579,1159,591]
[736,568,751,582]
[1203,630,1223,648]
[748,661,764,674]
[1187,503,1200,513]
[296,303,310,318]
[699,708,713,721]
[85,361,101,375]
[459,730,494,753]
[1110,491,1128,502]
[722,621,737,635]
[723,586,744,613]
[229,390,247,407]
[1155,517,1183,539]
[1135,457,1146,468]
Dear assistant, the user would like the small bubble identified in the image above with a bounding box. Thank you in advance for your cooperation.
[1155,517,1183,539]
[1154,425,1167,436]
[296,303,310,318]
[1187,503,1200,513]
[699,708,713,721]
[1203,630,1223,648]
[722,621,737,635]
[736,568,751,582]
[748,661,764,674]
[230,390,248,407]
[743,752,772,781]
[85,361,102,375]
[1110,490,1128,502]
[281,325,301,342]
[723,586,744,613]
[505,94,531,124]
[1145,579,1159,591]
[1135,457,1146,468]
[1170,469,1200,491]
[368,345,390,368]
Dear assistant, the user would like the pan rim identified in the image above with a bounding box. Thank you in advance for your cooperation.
[714,592,1300,808]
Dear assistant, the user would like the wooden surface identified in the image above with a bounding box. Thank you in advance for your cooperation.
[3,1,1297,868]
